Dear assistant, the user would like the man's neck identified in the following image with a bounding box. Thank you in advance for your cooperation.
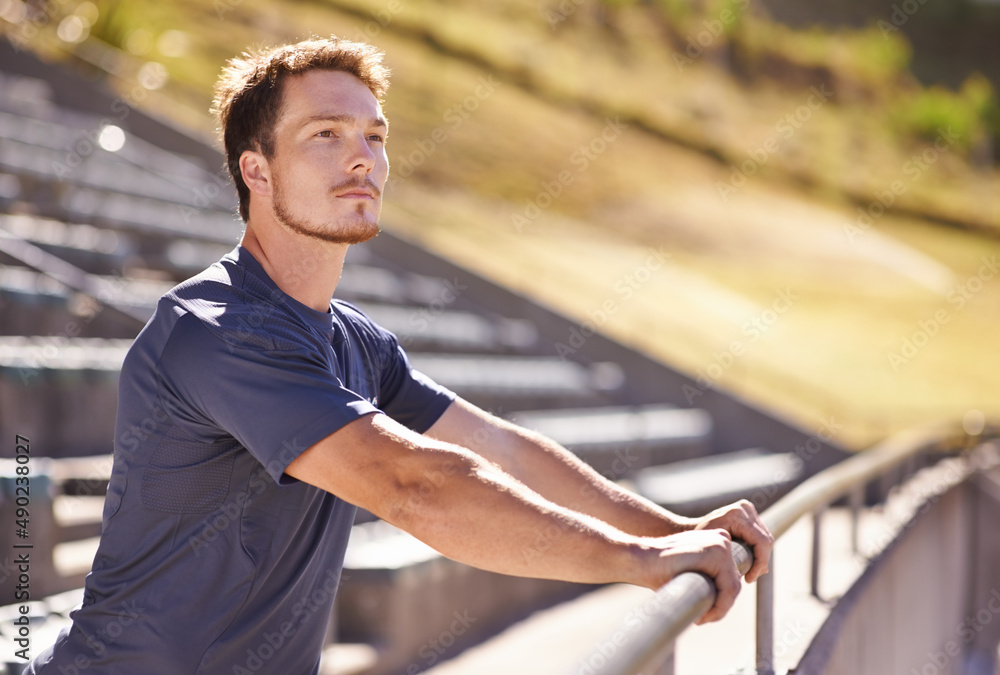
[240,222,348,313]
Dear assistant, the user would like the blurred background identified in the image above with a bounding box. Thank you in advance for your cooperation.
[3,0,998,448]
[2,1,1000,673]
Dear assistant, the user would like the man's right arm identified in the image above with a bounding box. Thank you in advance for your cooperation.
[285,412,743,623]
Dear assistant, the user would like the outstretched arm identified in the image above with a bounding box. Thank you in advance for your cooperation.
[424,397,773,584]
[285,410,743,622]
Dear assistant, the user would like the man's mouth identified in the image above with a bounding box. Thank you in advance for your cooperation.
[335,189,376,200]
[333,179,380,200]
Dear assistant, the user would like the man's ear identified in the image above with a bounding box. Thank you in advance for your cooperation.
[240,150,272,197]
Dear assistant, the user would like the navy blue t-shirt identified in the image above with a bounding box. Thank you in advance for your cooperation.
[28,247,455,674]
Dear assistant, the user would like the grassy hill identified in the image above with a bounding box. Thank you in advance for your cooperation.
[3,0,999,447]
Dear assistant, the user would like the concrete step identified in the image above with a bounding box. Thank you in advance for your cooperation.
[337,264,483,310]
[510,405,712,478]
[320,643,380,675]
[631,447,804,517]
[338,521,592,675]
[0,213,136,276]
[0,337,126,458]
[53,494,105,542]
[408,354,624,412]
[422,583,653,675]
[0,108,235,211]
[355,301,536,354]
[52,536,100,586]
[0,337,630,457]
[0,211,236,289]
[0,457,109,600]
[0,264,168,337]
[57,186,240,249]
[0,589,78,673]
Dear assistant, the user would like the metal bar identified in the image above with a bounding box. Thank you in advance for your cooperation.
[761,421,992,539]
[849,486,863,555]
[810,510,823,600]
[656,644,675,675]
[755,553,774,675]
[576,543,752,675]
[589,420,1000,675]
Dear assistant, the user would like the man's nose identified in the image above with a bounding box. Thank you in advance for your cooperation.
[348,134,376,173]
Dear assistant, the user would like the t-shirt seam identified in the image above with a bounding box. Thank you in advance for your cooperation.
[167,314,378,482]
[173,261,325,353]
[174,309,321,365]
[268,406,381,482]
[193,470,260,674]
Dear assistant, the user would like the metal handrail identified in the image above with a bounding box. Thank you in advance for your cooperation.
[591,418,1000,675]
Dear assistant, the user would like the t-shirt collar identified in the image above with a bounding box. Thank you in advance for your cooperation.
[228,245,336,333]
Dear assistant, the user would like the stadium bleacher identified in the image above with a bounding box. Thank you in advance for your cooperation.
[0,37,844,675]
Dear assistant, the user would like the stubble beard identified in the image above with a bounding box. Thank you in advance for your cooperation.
[272,175,381,245]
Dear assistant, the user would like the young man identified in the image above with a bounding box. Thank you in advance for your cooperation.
[28,38,773,674]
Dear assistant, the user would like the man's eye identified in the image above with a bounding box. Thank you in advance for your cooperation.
[368,134,385,143]
[317,130,334,138]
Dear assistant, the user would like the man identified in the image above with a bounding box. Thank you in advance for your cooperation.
[28,37,772,674]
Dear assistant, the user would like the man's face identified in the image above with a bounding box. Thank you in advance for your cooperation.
[265,69,389,244]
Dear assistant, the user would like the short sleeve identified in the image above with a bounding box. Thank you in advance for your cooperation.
[159,314,379,484]
[377,335,455,433]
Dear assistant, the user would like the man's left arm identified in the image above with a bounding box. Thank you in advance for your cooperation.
[425,397,773,583]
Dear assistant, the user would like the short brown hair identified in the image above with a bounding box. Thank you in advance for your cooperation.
[212,37,390,222]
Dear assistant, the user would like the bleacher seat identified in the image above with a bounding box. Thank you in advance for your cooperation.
[409,353,623,410]
[0,41,831,673]
[337,520,590,675]
[0,336,126,458]
[511,405,712,476]
[630,447,804,516]
[0,213,135,276]
[355,302,537,353]
[0,264,167,337]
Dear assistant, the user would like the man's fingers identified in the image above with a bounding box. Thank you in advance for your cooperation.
[743,520,774,583]
[698,557,741,624]
[748,519,775,583]
[747,541,772,583]
[698,500,774,584]
[695,530,741,624]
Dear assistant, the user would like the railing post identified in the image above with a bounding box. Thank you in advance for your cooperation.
[584,423,997,675]
[849,486,863,555]
[755,553,774,675]
[656,644,675,675]
[810,509,823,600]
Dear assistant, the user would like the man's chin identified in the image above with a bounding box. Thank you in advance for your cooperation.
[282,217,381,245]
[339,223,381,245]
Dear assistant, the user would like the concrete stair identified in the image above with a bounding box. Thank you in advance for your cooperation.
[0,47,843,674]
